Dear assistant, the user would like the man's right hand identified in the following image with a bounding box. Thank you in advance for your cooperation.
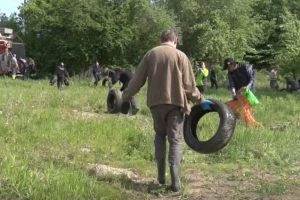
[201,99,213,110]
[197,94,205,104]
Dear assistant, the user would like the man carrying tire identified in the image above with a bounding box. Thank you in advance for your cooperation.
[51,62,70,89]
[122,29,204,192]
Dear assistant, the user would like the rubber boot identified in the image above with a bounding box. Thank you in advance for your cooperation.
[157,159,166,184]
[170,165,181,192]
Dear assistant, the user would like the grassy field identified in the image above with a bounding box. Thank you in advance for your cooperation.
[0,72,299,200]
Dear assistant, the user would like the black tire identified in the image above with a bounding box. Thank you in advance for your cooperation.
[120,101,131,114]
[107,89,122,113]
[183,99,236,154]
[106,89,131,114]
[102,78,108,86]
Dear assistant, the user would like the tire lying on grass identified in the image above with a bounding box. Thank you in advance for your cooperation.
[120,100,131,114]
[183,99,236,154]
[102,78,108,87]
[106,89,130,114]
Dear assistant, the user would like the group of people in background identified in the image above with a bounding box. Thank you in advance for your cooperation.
[91,60,140,114]
[193,59,299,96]
[9,54,35,80]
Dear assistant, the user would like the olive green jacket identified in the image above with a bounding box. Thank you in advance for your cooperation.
[122,43,201,114]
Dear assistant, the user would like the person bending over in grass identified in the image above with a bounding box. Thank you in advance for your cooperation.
[223,58,260,127]
[280,76,299,93]
[122,29,204,192]
[224,58,255,99]
[109,68,140,115]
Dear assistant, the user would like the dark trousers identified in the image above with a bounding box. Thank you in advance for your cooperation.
[197,85,205,93]
[270,80,279,90]
[57,77,64,89]
[150,105,184,166]
[94,74,101,86]
[210,79,218,89]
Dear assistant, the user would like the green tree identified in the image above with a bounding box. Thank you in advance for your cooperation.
[275,9,300,77]
[162,0,263,67]
[19,0,176,75]
[249,0,300,72]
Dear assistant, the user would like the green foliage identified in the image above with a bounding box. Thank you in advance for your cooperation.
[2,0,300,76]
[0,72,299,198]
[163,0,264,66]
[275,9,300,75]
[18,0,176,74]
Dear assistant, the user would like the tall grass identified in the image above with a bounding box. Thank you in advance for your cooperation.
[0,72,299,199]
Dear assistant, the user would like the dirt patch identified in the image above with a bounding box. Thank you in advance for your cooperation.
[184,169,260,199]
[86,163,300,199]
[184,167,299,200]
[72,110,112,119]
[87,163,139,179]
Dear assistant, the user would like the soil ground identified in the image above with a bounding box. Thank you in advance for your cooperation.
[87,163,300,200]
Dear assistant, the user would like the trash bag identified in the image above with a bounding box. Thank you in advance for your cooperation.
[244,88,259,106]
[226,95,261,127]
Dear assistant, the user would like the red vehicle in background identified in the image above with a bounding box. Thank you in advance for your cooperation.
[0,27,34,79]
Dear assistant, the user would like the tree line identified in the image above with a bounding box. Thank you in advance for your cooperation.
[1,0,300,77]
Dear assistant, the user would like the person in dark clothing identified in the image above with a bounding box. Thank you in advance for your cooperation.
[210,67,218,89]
[224,58,254,100]
[51,62,70,89]
[109,68,140,114]
[281,76,299,92]
[113,69,133,91]
[92,61,101,86]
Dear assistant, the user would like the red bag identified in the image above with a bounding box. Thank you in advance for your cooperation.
[226,95,261,127]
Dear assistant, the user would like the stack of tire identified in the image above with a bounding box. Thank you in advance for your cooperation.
[107,89,131,114]
[184,99,236,154]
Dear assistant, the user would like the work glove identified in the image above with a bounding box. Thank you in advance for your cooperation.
[201,99,213,111]
[196,94,213,111]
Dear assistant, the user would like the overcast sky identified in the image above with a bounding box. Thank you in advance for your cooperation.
[0,0,24,16]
